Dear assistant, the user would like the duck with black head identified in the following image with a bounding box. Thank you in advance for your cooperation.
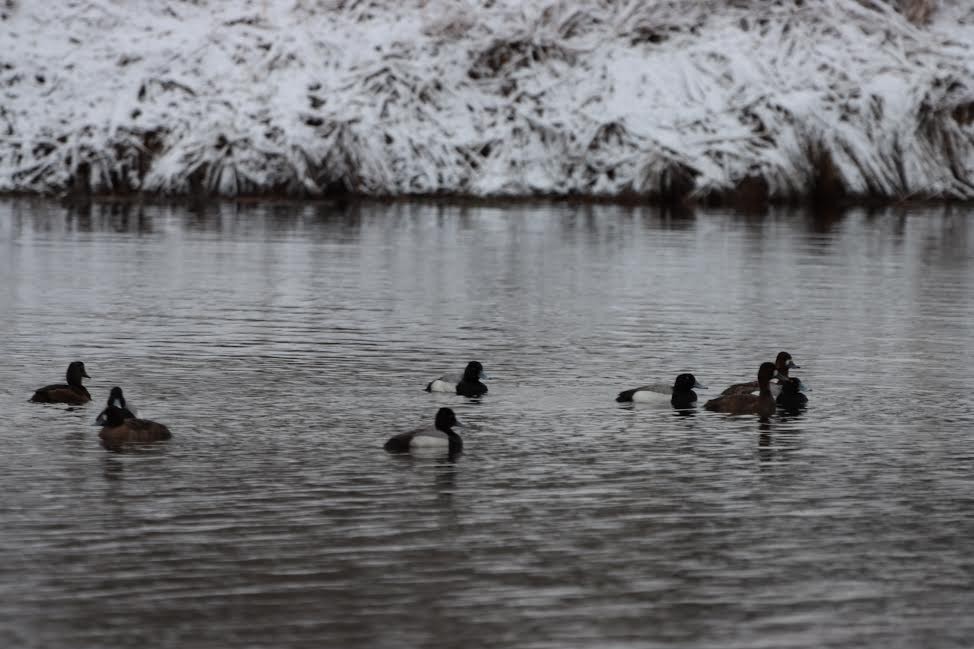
[30,361,91,405]
[616,373,707,408]
[94,386,137,425]
[425,361,488,398]
[98,404,171,451]
[720,351,798,398]
[384,407,464,456]
[776,376,809,412]
[704,362,781,419]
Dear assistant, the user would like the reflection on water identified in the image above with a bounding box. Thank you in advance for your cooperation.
[1,199,974,648]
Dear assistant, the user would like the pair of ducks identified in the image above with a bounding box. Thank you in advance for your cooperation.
[616,351,807,417]
[30,362,171,449]
[387,361,487,455]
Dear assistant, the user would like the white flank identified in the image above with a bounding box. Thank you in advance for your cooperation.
[632,390,671,404]
[428,379,456,393]
[409,432,450,448]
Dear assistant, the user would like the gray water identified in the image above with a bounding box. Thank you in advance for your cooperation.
[1,199,973,649]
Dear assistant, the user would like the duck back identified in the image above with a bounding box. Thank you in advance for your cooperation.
[31,384,91,404]
[616,384,668,403]
[704,392,776,418]
[705,362,777,418]
[720,380,758,397]
[99,418,171,449]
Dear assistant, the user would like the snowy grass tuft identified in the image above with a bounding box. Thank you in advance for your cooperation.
[2,0,973,201]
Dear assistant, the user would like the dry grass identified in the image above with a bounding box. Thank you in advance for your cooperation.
[1,0,972,202]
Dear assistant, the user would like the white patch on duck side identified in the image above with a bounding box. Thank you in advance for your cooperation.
[409,431,450,448]
[428,379,456,393]
[749,384,783,398]
[631,390,671,404]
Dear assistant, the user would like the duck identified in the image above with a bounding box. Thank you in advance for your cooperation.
[384,407,463,455]
[704,362,780,419]
[94,386,137,426]
[98,404,171,450]
[776,376,809,411]
[720,351,798,398]
[615,373,707,408]
[425,361,488,398]
[30,361,91,404]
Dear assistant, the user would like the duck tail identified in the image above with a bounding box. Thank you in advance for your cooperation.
[615,389,636,402]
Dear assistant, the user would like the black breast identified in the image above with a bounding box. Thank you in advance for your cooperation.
[456,380,487,398]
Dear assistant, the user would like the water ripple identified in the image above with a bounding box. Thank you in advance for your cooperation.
[1,201,974,648]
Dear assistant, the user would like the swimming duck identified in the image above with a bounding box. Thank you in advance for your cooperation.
[776,376,809,411]
[30,361,91,404]
[615,373,707,408]
[425,361,488,398]
[704,362,780,418]
[98,404,171,450]
[384,407,463,455]
[94,386,137,426]
[720,351,798,397]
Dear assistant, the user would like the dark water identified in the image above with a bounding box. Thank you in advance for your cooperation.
[1,199,973,649]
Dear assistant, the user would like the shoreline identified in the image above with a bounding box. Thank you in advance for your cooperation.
[2,188,972,213]
[3,2,973,203]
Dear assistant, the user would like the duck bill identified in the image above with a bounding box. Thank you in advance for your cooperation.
[693,382,708,390]
[787,360,799,369]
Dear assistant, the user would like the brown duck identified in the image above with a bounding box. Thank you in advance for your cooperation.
[30,361,91,405]
[705,362,780,419]
[99,404,171,450]
[720,351,798,398]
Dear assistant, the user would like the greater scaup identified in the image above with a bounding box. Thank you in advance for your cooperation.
[704,362,780,419]
[384,407,463,455]
[98,404,172,450]
[425,361,488,398]
[720,351,798,398]
[616,373,707,408]
[776,376,809,411]
[30,361,91,405]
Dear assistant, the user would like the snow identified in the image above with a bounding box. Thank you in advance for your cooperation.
[1,0,972,200]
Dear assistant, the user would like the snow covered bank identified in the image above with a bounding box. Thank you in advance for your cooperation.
[2,1,973,203]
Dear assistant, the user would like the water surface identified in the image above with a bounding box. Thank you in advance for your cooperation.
[1,199,973,648]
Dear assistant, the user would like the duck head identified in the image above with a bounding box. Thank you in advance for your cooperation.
[673,373,707,391]
[757,361,778,387]
[775,351,799,376]
[462,361,488,382]
[107,386,126,409]
[434,407,462,432]
[67,361,90,386]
